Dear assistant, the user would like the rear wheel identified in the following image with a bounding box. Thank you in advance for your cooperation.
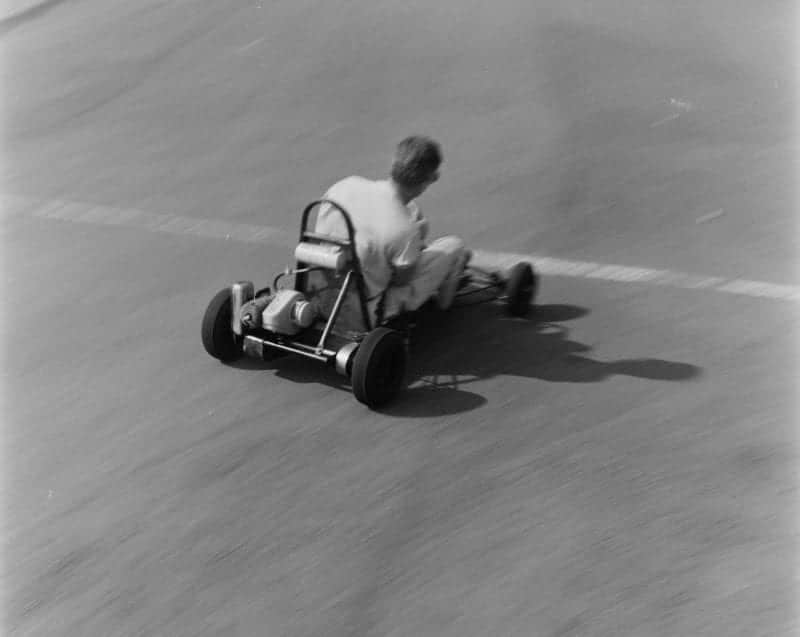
[201,288,242,362]
[505,262,537,316]
[351,327,407,408]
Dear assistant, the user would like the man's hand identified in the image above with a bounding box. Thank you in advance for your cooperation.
[391,263,417,287]
[416,217,429,242]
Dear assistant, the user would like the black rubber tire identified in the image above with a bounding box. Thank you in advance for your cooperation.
[201,288,242,362]
[505,262,537,316]
[351,327,407,408]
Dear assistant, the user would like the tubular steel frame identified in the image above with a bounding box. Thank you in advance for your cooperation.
[235,199,509,367]
[240,199,374,368]
[296,199,373,333]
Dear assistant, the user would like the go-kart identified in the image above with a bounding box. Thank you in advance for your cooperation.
[201,199,538,409]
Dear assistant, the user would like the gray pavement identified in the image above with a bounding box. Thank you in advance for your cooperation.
[2,2,797,636]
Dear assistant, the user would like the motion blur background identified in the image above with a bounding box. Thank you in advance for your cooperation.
[2,1,798,636]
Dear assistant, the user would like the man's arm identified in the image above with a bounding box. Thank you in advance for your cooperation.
[409,201,429,244]
[387,226,424,286]
[390,262,417,287]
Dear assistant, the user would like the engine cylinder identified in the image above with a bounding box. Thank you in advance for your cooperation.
[262,290,316,335]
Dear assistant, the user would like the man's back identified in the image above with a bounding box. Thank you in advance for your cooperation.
[309,136,465,322]
[316,176,424,297]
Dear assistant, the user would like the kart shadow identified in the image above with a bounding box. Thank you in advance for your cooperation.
[402,301,701,387]
[228,302,701,417]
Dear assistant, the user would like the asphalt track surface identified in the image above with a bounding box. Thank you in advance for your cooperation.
[2,2,798,636]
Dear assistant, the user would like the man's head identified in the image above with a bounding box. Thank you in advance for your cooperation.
[390,135,442,200]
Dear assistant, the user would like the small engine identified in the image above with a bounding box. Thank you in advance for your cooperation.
[239,293,272,330]
[259,289,315,335]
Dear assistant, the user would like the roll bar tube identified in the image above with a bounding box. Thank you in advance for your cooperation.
[296,199,373,332]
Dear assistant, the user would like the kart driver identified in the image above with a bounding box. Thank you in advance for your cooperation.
[315,135,469,324]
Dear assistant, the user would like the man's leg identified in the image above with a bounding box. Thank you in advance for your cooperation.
[408,236,467,310]
[378,236,467,319]
[433,238,471,310]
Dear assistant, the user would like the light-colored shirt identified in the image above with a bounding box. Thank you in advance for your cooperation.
[316,176,428,300]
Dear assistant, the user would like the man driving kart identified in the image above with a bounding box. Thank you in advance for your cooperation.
[315,135,470,325]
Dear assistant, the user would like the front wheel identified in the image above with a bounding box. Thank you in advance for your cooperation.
[505,262,537,316]
[201,288,243,362]
[351,327,407,408]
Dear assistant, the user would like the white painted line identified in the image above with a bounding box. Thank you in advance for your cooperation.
[716,279,800,301]
[47,201,88,220]
[95,207,142,226]
[157,215,203,233]
[1,194,38,216]
[248,225,289,243]
[669,98,694,111]
[134,210,175,231]
[193,219,238,239]
[695,209,725,224]
[470,250,800,302]
[76,206,115,223]
[30,199,69,218]
[650,113,681,128]
[676,275,726,289]
[650,98,694,128]
[7,195,800,303]
[236,37,265,54]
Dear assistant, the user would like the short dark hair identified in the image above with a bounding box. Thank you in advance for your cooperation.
[390,136,442,187]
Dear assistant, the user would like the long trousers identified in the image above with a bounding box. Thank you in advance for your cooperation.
[377,235,466,318]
